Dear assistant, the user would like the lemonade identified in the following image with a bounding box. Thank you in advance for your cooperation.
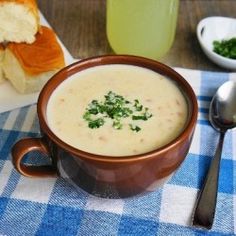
[106,0,179,59]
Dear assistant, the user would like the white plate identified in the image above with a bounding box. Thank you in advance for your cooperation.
[197,16,236,70]
[0,12,75,114]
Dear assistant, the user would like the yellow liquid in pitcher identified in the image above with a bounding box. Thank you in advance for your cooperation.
[106,0,179,59]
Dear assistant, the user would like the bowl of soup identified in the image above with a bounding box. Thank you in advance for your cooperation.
[12,55,198,198]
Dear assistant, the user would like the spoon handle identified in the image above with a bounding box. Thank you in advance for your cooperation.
[192,131,225,229]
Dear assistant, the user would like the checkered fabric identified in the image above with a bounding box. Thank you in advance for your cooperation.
[0,68,235,236]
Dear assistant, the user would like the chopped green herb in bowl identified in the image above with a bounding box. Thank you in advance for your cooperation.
[197,16,236,69]
[213,37,236,59]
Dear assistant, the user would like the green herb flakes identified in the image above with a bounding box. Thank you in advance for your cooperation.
[83,91,153,132]
[132,108,152,121]
[129,124,141,132]
[213,38,236,59]
[113,120,123,130]
[134,99,143,111]
[88,118,105,129]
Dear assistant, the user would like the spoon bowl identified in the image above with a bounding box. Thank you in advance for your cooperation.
[192,81,236,229]
[209,81,236,131]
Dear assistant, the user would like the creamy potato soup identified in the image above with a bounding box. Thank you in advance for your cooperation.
[46,65,188,156]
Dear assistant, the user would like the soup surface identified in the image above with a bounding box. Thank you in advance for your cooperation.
[46,64,188,156]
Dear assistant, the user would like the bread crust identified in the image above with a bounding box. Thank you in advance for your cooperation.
[7,26,65,76]
[4,48,60,93]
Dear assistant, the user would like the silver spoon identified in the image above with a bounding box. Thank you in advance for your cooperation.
[192,81,236,229]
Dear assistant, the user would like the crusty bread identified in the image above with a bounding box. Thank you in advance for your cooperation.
[3,26,65,93]
[0,0,40,43]
[0,44,5,83]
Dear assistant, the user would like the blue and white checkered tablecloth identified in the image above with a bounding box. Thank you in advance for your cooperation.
[0,68,235,236]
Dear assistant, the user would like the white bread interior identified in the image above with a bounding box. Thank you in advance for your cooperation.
[0,2,39,43]
[0,47,5,83]
[3,48,58,93]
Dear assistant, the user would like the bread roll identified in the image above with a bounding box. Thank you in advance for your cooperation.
[3,26,65,93]
[0,44,5,83]
[0,0,40,43]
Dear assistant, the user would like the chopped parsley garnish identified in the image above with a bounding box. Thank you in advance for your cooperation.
[213,38,236,59]
[87,100,100,114]
[134,99,143,111]
[113,120,123,130]
[88,118,105,129]
[83,91,153,132]
[132,107,153,120]
[129,124,141,132]
[83,111,91,121]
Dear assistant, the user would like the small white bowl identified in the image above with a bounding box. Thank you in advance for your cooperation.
[197,16,236,70]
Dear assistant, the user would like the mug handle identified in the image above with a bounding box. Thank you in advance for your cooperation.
[12,137,57,178]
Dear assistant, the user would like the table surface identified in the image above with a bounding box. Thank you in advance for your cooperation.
[38,0,236,72]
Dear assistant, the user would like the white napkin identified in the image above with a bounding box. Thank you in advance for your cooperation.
[0,12,75,114]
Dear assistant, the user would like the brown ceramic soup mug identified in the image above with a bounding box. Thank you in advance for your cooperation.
[12,55,198,198]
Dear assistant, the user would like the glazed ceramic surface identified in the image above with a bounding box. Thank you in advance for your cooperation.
[12,55,198,198]
[197,16,236,70]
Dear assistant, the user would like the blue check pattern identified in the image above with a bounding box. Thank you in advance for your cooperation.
[0,68,235,236]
